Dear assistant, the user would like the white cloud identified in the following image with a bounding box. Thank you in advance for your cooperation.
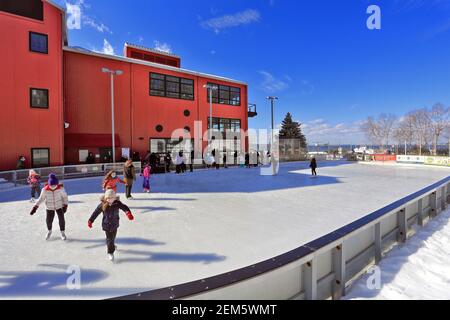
[210,50,216,55]
[92,39,115,55]
[83,16,112,34]
[153,41,172,53]
[299,80,315,95]
[65,0,112,34]
[201,9,261,34]
[259,71,290,93]
[300,119,367,144]
[138,36,144,44]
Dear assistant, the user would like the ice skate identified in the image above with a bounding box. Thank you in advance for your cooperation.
[60,231,66,241]
[108,253,114,261]
[30,198,35,203]
[45,230,52,240]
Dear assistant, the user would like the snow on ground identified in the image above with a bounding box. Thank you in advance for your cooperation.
[0,161,449,299]
[344,208,450,300]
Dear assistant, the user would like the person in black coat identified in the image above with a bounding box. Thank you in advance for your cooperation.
[189,150,194,172]
[88,189,134,261]
[310,157,318,176]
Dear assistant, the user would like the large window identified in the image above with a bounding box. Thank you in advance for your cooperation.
[208,118,241,132]
[29,32,48,54]
[31,148,50,168]
[150,73,194,100]
[30,88,49,108]
[207,83,241,106]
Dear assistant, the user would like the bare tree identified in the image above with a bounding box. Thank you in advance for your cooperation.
[428,103,449,155]
[409,108,432,155]
[361,113,397,151]
[394,113,415,149]
[361,116,382,147]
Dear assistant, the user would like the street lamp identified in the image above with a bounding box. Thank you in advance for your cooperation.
[203,84,218,146]
[101,68,123,163]
[266,96,278,175]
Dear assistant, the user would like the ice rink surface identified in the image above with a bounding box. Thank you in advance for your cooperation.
[0,161,449,299]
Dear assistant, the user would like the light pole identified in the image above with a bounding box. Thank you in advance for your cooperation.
[203,84,218,148]
[101,68,123,163]
[266,96,278,174]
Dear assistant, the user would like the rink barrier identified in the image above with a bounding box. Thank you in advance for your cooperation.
[112,175,450,300]
[0,162,142,189]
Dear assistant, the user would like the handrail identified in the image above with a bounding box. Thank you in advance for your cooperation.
[0,162,142,189]
[112,175,450,300]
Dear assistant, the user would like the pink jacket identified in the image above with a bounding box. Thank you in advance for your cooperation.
[142,166,151,178]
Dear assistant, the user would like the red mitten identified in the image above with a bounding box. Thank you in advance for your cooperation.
[126,211,134,221]
[88,220,93,229]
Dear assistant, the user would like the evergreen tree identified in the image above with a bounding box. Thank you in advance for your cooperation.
[279,112,307,148]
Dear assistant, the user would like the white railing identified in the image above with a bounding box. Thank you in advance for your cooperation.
[0,162,142,190]
[113,176,450,300]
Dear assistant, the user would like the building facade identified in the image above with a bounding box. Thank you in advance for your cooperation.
[0,0,67,170]
[0,0,253,171]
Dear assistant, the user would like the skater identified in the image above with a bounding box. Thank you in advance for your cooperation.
[88,189,134,261]
[141,163,151,193]
[310,157,318,176]
[164,152,172,173]
[175,151,184,174]
[30,173,69,241]
[16,155,26,170]
[102,170,125,193]
[223,151,228,169]
[123,159,136,199]
[27,169,41,202]
[189,150,194,172]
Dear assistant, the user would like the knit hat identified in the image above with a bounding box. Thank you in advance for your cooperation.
[29,169,37,176]
[104,189,117,199]
[48,173,59,186]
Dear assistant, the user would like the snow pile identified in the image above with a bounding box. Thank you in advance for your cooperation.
[345,209,450,300]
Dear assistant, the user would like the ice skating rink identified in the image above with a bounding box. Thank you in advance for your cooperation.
[0,161,449,299]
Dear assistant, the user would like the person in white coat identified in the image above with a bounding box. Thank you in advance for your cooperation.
[30,173,69,240]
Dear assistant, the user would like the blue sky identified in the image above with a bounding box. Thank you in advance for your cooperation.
[57,0,450,144]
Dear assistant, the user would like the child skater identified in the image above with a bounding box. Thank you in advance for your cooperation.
[27,169,41,203]
[141,163,151,193]
[30,173,69,240]
[102,170,125,193]
[88,189,134,261]
[310,157,318,177]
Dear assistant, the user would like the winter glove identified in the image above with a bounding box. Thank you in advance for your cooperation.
[63,205,68,213]
[30,206,38,216]
[126,211,134,221]
[88,220,93,229]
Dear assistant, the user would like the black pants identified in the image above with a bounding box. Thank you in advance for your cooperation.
[105,230,117,254]
[312,168,317,176]
[31,186,40,198]
[125,184,133,198]
[46,209,65,231]
[189,164,193,172]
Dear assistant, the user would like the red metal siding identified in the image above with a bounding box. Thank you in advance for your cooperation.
[0,1,64,171]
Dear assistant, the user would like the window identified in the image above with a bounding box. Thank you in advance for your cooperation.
[29,32,48,54]
[150,73,194,100]
[207,118,241,132]
[207,83,241,106]
[30,88,48,108]
[31,148,49,168]
[1,0,44,21]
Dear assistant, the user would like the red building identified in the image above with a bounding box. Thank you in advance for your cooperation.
[0,0,254,171]
[0,0,67,170]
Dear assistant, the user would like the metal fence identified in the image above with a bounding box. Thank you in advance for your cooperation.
[0,162,142,190]
[113,176,450,300]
